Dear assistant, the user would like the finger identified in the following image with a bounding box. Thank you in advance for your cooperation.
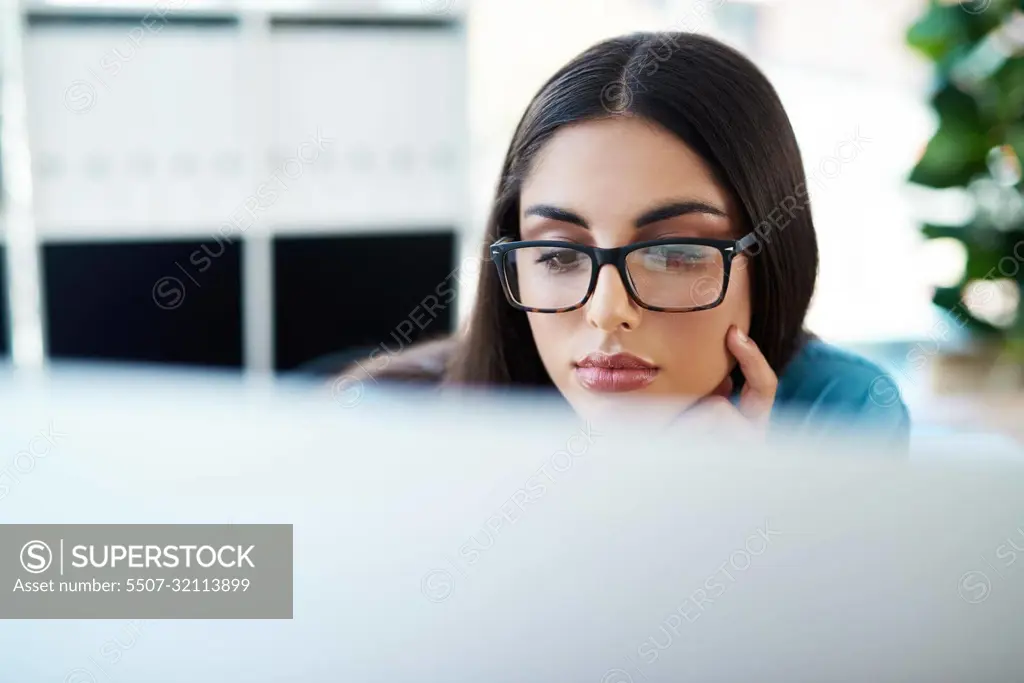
[726,326,777,421]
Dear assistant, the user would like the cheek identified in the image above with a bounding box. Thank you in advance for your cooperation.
[526,311,578,366]
[664,262,752,340]
[654,264,752,386]
[723,258,753,329]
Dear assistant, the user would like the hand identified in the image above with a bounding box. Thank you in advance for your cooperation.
[674,326,778,436]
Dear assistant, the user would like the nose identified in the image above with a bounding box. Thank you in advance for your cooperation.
[585,264,642,332]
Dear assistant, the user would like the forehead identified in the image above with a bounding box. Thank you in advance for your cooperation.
[519,117,731,217]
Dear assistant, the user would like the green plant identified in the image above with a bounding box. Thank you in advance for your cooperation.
[907,0,1024,362]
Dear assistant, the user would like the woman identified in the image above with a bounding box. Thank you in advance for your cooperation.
[346,31,909,445]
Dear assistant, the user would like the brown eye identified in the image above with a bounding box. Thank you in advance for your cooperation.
[536,248,587,272]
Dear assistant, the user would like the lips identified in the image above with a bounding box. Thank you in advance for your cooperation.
[574,353,659,393]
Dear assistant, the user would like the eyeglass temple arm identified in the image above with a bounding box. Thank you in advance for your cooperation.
[735,233,760,255]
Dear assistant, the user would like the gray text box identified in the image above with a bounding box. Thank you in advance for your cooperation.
[0,524,292,618]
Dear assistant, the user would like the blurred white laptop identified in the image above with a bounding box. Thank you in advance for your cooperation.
[1,364,1022,683]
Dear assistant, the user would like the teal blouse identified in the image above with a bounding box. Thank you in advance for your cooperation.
[767,338,910,447]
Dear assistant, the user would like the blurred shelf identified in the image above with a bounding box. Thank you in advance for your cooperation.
[21,0,467,22]
[6,0,470,372]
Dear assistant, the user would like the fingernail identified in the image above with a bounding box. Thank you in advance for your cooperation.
[735,328,749,344]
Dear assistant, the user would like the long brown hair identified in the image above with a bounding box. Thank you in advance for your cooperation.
[353,32,818,391]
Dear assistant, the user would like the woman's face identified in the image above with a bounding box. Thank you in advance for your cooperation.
[518,117,752,421]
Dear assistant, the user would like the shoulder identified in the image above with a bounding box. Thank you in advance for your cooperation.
[339,337,456,385]
[774,338,910,440]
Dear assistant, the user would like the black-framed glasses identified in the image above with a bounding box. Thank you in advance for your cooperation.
[489,234,759,313]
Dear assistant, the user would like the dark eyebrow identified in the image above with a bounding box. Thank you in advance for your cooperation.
[523,204,589,229]
[634,201,727,228]
[523,200,726,231]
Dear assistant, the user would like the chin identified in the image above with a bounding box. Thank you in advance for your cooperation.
[564,387,699,426]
